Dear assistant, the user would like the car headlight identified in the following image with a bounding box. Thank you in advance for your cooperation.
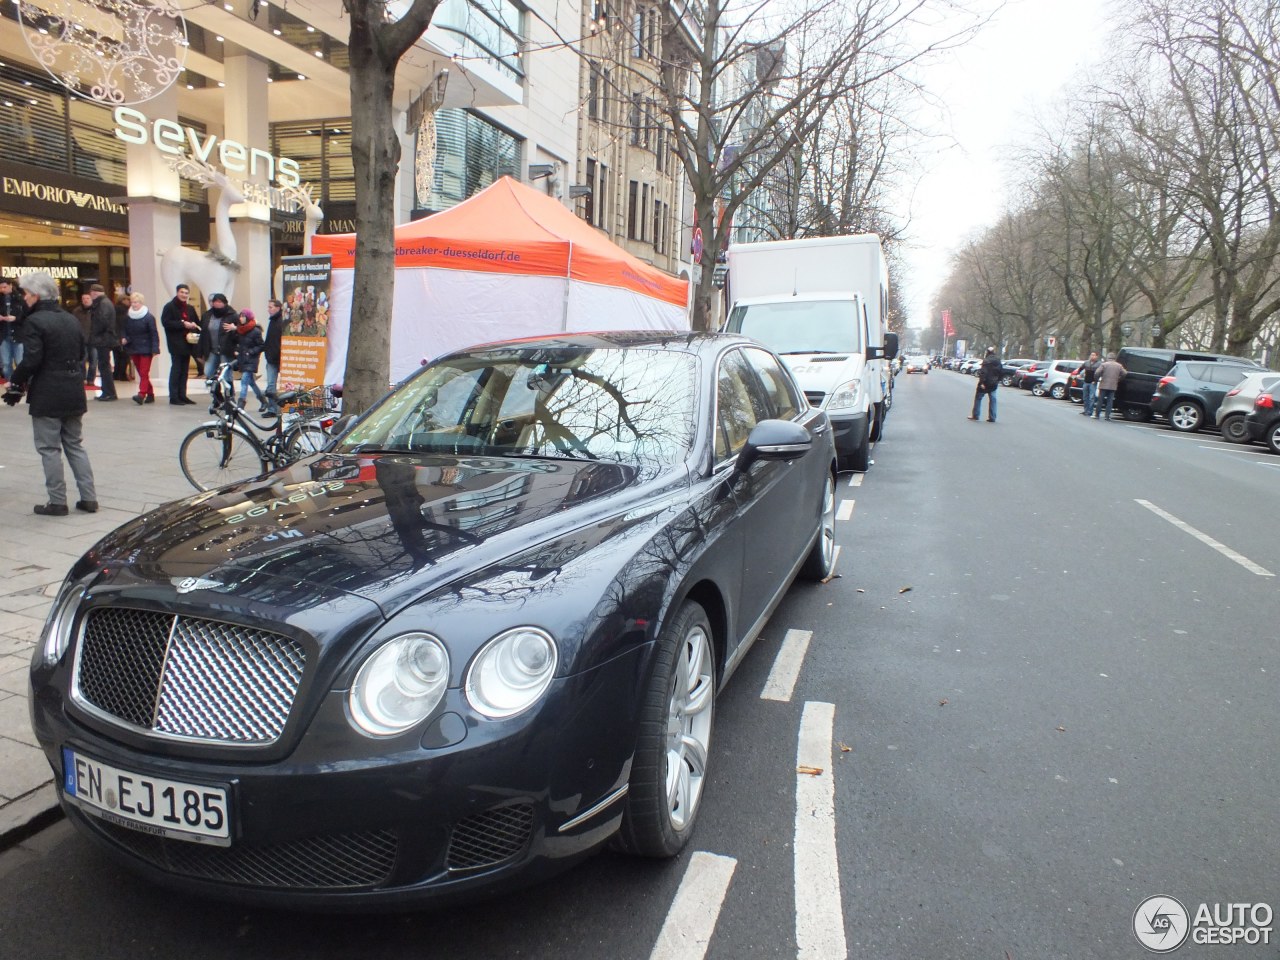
[465,627,558,719]
[348,633,450,737]
[827,378,862,412]
[36,578,87,668]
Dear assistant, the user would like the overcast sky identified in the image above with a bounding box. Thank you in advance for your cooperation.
[900,0,1113,331]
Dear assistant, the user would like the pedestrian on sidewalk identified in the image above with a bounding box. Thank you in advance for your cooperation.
[228,309,267,409]
[200,293,238,383]
[1094,353,1127,421]
[0,277,26,384]
[261,298,284,416]
[969,346,1002,422]
[159,284,200,405]
[6,271,97,516]
[1078,351,1101,417]
[121,292,160,405]
[72,292,100,391]
[88,283,118,401]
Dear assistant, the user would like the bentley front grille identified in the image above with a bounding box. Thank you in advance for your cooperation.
[75,607,306,745]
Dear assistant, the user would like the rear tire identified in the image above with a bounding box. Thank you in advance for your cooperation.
[869,402,884,442]
[1267,422,1280,455]
[1050,384,1067,400]
[179,424,268,492]
[1168,400,1204,432]
[1219,413,1250,444]
[614,601,715,858]
[1031,382,1046,397]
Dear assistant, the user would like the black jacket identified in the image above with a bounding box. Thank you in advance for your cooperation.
[0,289,25,344]
[199,304,237,357]
[263,308,284,366]
[160,297,201,355]
[121,309,160,356]
[979,354,1002,390]
[226,319,265,374]
[11,299,88,418]
[89,295,118,351]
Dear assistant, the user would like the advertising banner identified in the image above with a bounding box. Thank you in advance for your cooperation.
[278,255,331,388]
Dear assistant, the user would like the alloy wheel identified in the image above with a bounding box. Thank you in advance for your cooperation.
[664,623,714,831]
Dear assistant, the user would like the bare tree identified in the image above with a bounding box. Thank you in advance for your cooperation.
[342,0,442,414]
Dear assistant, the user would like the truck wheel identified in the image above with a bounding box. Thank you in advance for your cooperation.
[845,420,870,472]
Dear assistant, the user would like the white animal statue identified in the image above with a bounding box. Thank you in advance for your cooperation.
[159,157,245,304]
[273,183,325,298]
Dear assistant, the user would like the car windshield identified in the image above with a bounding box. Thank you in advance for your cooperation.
[335,346,699,466]
[727,300,862,354]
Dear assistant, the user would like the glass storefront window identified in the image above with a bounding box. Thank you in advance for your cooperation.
[434,0,525,85]
[417,109,522,211]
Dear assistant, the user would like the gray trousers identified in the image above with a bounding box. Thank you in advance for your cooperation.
[32,415,97,505]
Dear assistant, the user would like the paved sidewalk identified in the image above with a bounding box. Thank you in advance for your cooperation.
[0,380,214,842]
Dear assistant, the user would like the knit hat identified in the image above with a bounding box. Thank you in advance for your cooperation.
[240,309,255,322]
[210,293,228,304]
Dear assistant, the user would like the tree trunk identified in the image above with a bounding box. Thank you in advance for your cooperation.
[343,22,400,415]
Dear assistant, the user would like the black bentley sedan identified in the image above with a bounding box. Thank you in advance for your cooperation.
[30,331,838,906]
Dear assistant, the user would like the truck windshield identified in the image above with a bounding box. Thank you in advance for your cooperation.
[726,300,862,354]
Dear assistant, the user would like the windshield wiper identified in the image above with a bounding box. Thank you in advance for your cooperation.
[779,349,844,355]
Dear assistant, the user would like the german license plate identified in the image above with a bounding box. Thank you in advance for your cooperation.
[62,747,231,846]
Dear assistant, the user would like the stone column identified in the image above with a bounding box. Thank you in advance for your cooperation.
[224,50,273,315]
[124,84,183,394]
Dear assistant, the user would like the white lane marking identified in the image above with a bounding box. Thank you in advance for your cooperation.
[761,629,813,702]
[796,702,845,960]
[836,499,855,522]
[648,851,737,960]
[847,473,862,488]
[832,545,841,575]
[1135,499,1274,577]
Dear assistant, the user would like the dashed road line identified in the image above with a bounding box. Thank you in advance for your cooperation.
[836,499,855,522]
[648,851,738,960]
[847,473,862,488]
[795,701,845,960]
[1135,499,1274,577]
[761,629,813,702]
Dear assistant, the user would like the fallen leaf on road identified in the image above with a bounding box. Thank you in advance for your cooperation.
[838,742,851,753]
[939,698,948,706]
[1056,726,1066,732]
[856,588,865,593]
[899,586,912,593]
[797,765,824,776]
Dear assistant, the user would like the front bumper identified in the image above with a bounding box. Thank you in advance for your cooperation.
[31,642,651,908]
[828,409,868,459]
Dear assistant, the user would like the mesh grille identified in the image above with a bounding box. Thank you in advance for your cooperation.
[76,608,306,744]
[804,391,825,407]
[445,803,534,871]
[91,818,398,889]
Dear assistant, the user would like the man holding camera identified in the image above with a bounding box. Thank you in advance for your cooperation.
[6,271,97,516]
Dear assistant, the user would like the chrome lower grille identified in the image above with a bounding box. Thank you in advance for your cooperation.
[91,818,398,889]
[75,608,306,745]
[446,803,534,871]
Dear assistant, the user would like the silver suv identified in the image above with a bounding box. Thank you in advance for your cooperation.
[1217,371,1280,443]
[1033,360,1084,399]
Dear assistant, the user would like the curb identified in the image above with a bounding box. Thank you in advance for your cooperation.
[0,783,62,851]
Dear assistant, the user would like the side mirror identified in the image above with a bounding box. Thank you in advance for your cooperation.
[326,413,357,440]
[734,419,812,474]
[884,332,899,360]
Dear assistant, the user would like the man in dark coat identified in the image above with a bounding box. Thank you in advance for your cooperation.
[262,298,284,415]
[88,283,118,400]
[159,283,201,405]
[7,272,97,516]
[969,346,1003,423]
[0,277,27,383]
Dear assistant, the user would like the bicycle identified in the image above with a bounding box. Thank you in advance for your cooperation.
[177,365,338,491]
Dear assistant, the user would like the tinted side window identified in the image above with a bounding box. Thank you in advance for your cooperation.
[1181,363,1211,381]
[1208,365,1250,386]
[742,347,802,420]
[716,350,769,460]
[1120,351,1172,377]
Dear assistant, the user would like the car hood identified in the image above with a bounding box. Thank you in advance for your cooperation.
[88,453,669,616]
[781,353,864,394]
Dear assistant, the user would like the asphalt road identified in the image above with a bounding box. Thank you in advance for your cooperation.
[2,370,1277,960]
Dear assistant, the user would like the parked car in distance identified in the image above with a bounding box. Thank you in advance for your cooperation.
[903,355,931,374]
[1000,359,1036,386]
[1012,360,1053,390]
[1113,347,1265,421]
[1036,360,1084,399]
[1217,371,1280,443]
[28,331,839,907]
[960,357,982,375]
[1246,388,1280,453]
[1149,361,1260,432]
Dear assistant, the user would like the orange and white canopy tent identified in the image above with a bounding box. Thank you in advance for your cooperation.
[312,176,690,385]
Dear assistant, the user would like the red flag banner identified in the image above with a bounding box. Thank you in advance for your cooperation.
[942,309,955,337]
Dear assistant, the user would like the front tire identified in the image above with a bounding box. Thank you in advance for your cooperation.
[1122,405,1151,422]
[1220,413,1250,444]
[1031,382,1046,397]
[1267,422,1280,455]
[801,472,837,581]
[845,419,870,472]
[615,601,715,858]
[179,424,268,492]
[1168,401,1204,432]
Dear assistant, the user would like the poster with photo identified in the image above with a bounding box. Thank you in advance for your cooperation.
[279,255,332,389]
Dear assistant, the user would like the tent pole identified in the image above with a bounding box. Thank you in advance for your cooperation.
[563,242,573,331]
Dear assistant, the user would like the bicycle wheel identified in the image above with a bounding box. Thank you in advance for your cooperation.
[284,424,329,459]
[179,424,268,492]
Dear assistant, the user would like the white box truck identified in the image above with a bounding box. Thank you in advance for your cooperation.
[723,234,898,471]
